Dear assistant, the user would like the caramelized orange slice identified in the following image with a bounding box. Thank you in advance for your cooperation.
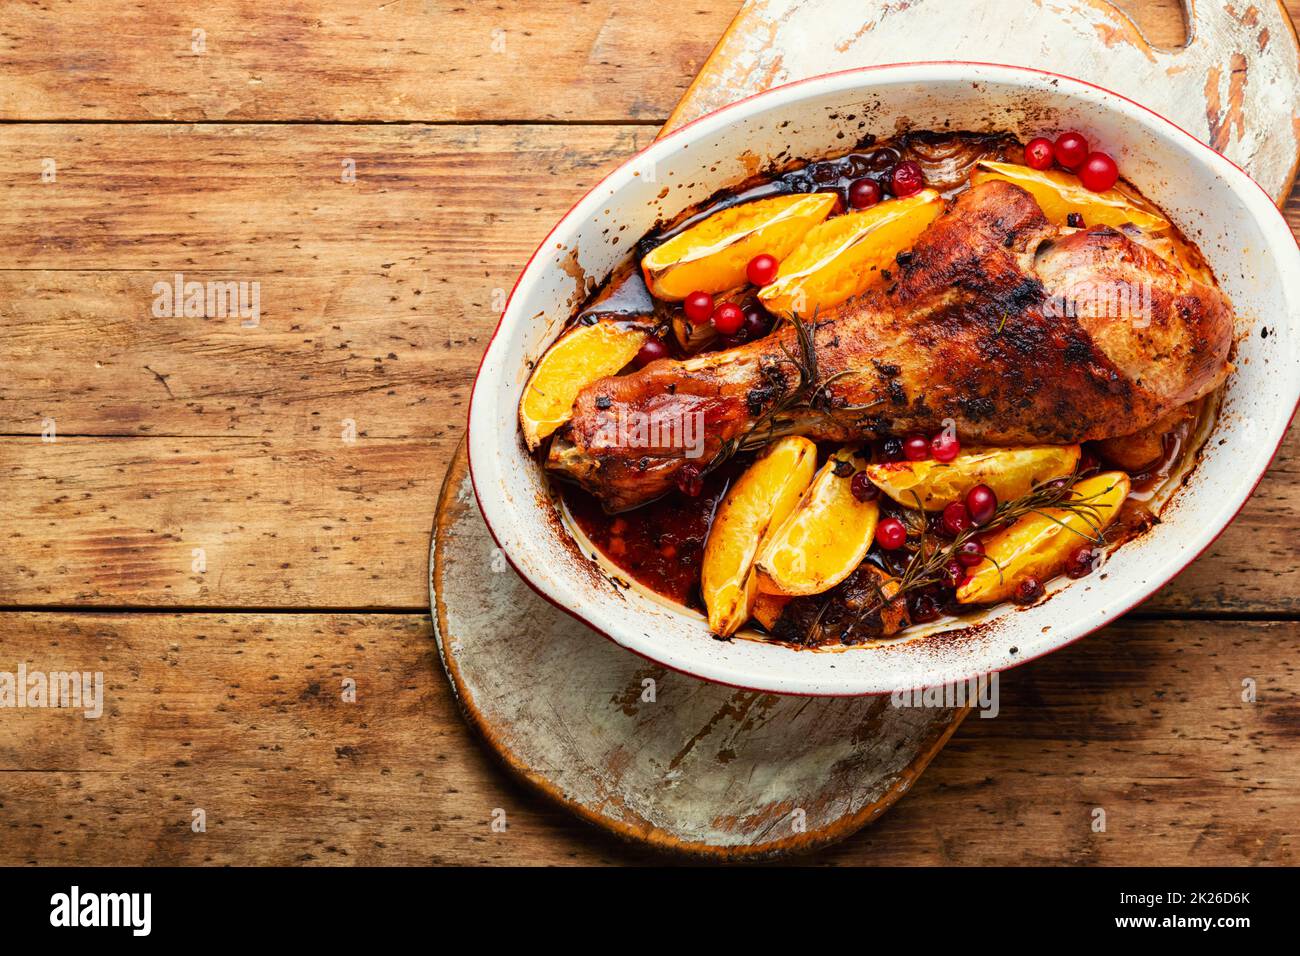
[957,471,1130,605]
[518,321,647,451]
[755,446,879,596]
[701,437,817,636]
[758,190,943,314]
[864,445,1081,511]
[642,193,837,301]
[971,160,1168,232]
[751,592,791,631]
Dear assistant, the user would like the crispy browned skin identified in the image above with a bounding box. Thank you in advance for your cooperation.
[549,180,1234,511]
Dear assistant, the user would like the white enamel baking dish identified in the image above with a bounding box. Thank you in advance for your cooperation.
[467,62,1300,696]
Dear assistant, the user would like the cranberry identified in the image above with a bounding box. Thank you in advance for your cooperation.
[746,253,780,286]
[684,290,713,325]
[632,337,669,368]
[1066,212,1085,229]
[1024,137,1055,170]
[1054,131,1090,171]
[965,484,997,526]
[941,501,972,537]
[848,177,882,209]
[711,302,745,335]
[944,560,966,589]
[909,591,942,623]
[1014,576,1044,605]
[850,471,879,503]
[675,464,704,497]
[742,307,771,339]
[890,161,925,197]
[875,517,907,550]
[1066,545,1096,579]
[902,433,931,461]
[879,437,905,462]
[1079,151,1119,192]
[931,431,960,462]
[955,537,985,568]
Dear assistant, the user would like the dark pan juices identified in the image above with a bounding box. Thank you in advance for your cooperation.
[543,130,1224,647]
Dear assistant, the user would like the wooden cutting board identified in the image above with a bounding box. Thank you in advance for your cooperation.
[430,0,1300,859]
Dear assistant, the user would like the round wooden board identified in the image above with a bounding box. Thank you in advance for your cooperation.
[430,440,967,859]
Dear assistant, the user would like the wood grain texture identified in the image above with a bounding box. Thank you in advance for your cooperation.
[0,0,739,123]
[0,611,1294,865]
[0,0,1297,868]
[0,125,1296,611]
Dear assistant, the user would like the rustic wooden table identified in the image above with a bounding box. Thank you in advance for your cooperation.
[1,0,1297,866]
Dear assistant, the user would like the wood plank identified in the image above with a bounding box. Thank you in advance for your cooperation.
[0,0,1206,124]
[0,124,653,439]
[0,612,1294,864]
[0,0,738,123]
[0,437,443,607]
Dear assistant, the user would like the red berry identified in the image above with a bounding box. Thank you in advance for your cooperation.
[1054,131,1089,171]
[684,291,713,324]
[902,433,930,461]
[848,178,882,209]
[931,431,960,462]
[675,464,703,497]
[965,484,997,526]
[941,501,971,537]
[879,437,905,462]
[1014,576,1044,605]
[632,337,669,368]
[1079,151,1119,192]
[711,302,745,335]
[742,307,771,339]
[850,471,879,503]
[944,560,966,589]
[876,517,907,550]
[746,253,779,286]
[1024,137,1055,170]
[955,537,985,568]
[1065,545,1096,579]
[890,161,925,197]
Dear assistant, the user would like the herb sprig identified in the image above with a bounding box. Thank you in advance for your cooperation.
[809,469,1118,643]
[703,311,883,475]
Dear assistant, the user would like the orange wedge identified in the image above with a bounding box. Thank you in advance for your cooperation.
[751,592,791,631]
[755,446,879,596]
[864,445,1081,511]
[701,437,817,636]
[518,320,647,451]
[971,160,1169,232]
[957,471,1130,605]
[758,190,943,315]
[642,193,837,301]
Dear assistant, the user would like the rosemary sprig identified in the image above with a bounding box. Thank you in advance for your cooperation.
[702,310,883,475]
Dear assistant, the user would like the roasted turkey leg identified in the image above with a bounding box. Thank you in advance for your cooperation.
[547,180,1234,512]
